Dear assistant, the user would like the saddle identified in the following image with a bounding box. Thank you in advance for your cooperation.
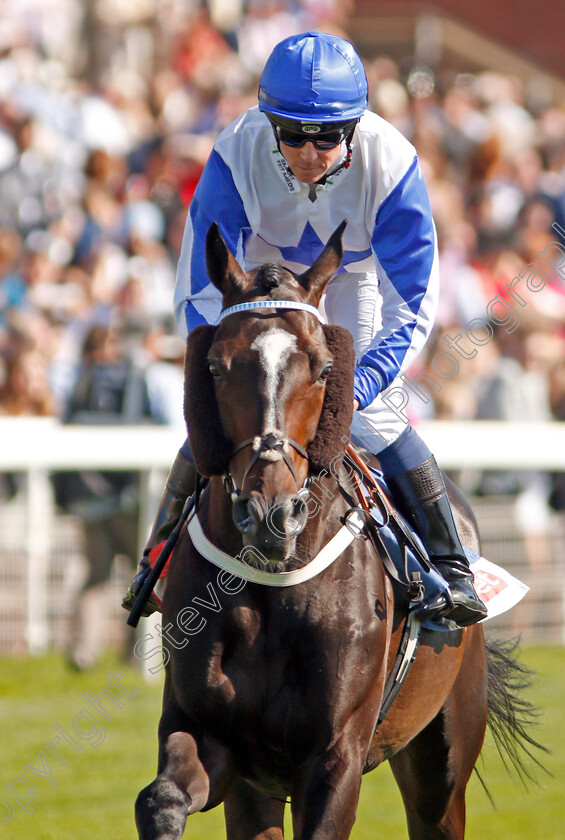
[343,444,527,626]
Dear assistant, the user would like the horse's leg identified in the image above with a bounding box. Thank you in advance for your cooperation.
[290,717,373,840]
[389,627,488,840]
[389,712,466,840]
[135,690,234,840]
[224,778,286,840]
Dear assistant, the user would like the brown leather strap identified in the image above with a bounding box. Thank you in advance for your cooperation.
[344,444,432,572]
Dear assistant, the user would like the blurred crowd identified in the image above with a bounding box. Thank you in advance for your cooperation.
[1,1,565,497]
[0,0,354,423]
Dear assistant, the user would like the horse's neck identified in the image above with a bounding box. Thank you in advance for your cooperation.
[305,469,352,525]
[200,478,245,556]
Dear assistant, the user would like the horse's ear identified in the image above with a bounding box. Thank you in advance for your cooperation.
[298,221,346,305]
[307,324,355,473]
[205,222,248,296]
[184,325,232,477]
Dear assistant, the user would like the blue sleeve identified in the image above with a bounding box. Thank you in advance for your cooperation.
[180,149,250,332]
[353,157,437,408]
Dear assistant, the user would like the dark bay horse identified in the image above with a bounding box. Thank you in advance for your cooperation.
[135,223,538,840]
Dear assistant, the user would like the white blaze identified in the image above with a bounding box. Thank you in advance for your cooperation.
[251,329,297,432]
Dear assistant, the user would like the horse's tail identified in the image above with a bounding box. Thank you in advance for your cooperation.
[477,636,550,796]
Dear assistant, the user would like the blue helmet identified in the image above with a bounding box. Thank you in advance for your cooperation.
[258,31,368,125]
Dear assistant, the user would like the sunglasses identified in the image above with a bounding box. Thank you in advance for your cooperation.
[274,125,346,150]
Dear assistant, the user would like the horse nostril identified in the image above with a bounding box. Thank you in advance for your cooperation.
[232,495,256,534]
[268,494,308,539]
[234,492,308,542]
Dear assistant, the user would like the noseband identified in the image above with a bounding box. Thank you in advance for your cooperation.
[218,298,326,499]
[230,432,309,492]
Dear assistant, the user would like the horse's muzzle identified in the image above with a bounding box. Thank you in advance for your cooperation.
[232,490,309,558]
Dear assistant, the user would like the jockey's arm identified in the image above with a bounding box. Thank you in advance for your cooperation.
[352,156,439,410]
[174,149,250,338]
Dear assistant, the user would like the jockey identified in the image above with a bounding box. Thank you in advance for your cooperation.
[122,31,487,627]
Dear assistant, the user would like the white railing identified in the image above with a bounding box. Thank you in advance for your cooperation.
[5,416,565,471]
[1,418,181,653]
[1,417,564,653]
[417,420,565,470]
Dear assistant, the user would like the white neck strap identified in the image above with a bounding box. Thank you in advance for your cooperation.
[187,509,365,587]
[218,300,326,324]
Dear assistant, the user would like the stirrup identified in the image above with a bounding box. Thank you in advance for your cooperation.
[442,594,487,627]
[434,575,487,627]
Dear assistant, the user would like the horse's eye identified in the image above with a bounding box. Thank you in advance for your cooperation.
[319,363,333,382]
[208,360,222,378]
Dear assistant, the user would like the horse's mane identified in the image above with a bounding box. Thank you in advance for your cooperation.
[308,324,355,473]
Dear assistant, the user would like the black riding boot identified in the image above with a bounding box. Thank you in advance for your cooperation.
[386,456,487,627]
[121,449,196,617]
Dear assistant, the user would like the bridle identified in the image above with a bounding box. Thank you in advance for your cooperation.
[217,299,326,499]
[230,432,309,489]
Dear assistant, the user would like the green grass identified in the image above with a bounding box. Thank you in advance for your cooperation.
[0,644,562,839]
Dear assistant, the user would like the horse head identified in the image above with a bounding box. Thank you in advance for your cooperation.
[184,221,355,561]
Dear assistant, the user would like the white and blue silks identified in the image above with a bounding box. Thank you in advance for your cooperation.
[174,107,439,451]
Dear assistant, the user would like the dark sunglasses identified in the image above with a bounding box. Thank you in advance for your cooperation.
[275,125,346,150]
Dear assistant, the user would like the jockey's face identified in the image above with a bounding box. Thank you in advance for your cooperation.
[279,139,342,184]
